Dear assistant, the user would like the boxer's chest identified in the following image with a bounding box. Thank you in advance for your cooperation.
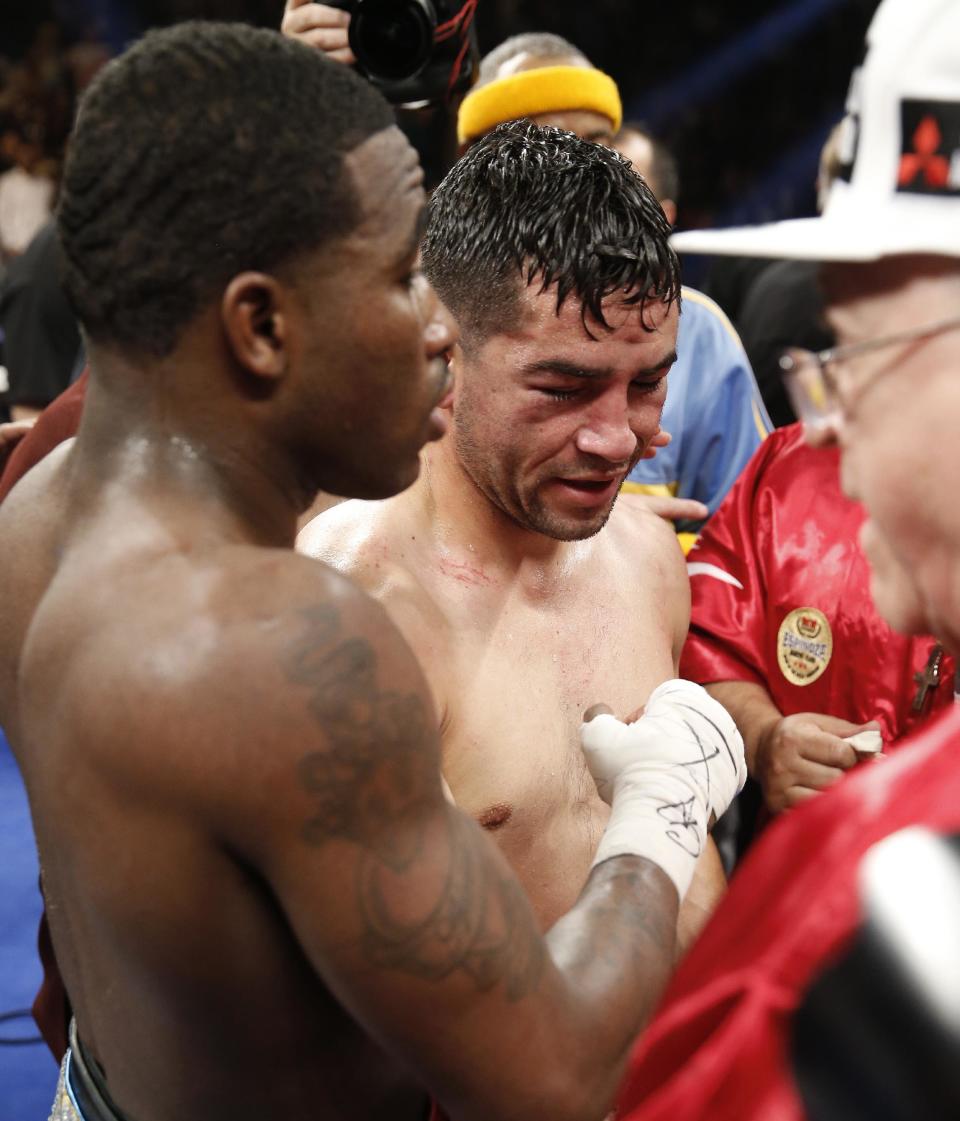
[434,585,674,924]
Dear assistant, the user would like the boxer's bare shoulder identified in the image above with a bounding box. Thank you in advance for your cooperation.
[605,494,691,661]
[1,459,469,1114]
[298,495,456,712]
[298,496,423,601]
[0,442,433,801]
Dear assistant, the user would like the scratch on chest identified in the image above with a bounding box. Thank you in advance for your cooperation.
[437,556,493,587]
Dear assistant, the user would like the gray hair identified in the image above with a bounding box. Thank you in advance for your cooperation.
[478,32,591,86]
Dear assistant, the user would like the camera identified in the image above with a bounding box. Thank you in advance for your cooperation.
[326,0,479,106]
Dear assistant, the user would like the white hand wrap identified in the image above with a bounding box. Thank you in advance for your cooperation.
[580,679,747,899]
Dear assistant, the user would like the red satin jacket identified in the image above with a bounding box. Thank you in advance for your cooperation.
[680,423,954,742]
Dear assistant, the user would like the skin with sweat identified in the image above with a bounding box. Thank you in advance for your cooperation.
[300,284,726,942]
[0,122,699,1121]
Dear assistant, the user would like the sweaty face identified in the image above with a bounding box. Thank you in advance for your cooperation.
[823,256,960,649]
[450,284,678,541]
[297,127,457,500]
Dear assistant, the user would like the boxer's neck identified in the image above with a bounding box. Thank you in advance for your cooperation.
[73,352,304,551]
[414,434,598,583]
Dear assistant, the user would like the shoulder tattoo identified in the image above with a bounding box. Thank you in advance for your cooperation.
[283,605,544,1000]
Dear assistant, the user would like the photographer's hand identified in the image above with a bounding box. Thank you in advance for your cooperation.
[281,1,356,64]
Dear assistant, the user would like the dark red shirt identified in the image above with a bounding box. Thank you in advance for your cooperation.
[0,371,87,504]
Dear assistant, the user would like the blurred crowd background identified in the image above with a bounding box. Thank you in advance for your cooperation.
[0,0,882,422]
[1,0,880,272]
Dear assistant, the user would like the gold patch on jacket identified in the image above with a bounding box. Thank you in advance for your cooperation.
[777,607,833,686]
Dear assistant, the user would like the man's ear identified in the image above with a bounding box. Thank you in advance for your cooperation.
[221,272,290,382]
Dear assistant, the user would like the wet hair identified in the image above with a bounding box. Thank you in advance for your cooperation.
[422,120,681,347]
[617,121,680,204]
[477,32,590,85]
[58,21,394,357]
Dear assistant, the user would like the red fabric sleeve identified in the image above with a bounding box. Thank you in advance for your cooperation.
[680,426,799,687]
[615,707,960,1121]
[0,370,87,504]
[32,908,70,1060]
[1,374,87,1058]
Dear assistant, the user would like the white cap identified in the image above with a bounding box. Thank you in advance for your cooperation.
[671,0,960,262]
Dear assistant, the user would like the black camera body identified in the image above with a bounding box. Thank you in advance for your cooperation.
[326,0,478,106]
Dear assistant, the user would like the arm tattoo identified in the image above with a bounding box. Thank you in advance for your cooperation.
[284,605,544,1001]
[361,810,544,1000]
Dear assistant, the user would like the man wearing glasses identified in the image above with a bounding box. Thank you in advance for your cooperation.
[615,0,960,1118]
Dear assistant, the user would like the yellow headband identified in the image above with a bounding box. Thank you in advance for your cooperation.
[457,65,622,145]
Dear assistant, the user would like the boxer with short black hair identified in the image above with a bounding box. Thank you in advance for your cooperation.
[0,22,745,1121]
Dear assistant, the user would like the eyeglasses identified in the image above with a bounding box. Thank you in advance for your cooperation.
[779,314,960,434]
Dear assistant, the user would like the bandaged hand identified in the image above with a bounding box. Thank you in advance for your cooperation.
[580,679,747,899]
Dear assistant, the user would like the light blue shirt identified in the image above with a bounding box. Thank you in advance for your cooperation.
[623,286,770,535]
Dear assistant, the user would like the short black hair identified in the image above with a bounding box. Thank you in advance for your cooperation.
[617,121,680,203]
[422,120,681,346]
[58,21,394,357]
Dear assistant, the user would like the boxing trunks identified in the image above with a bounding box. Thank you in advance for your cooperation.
[49,1022,131,1121]
[49,1017,441,1121]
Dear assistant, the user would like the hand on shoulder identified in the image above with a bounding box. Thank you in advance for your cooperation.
[619,490,708,526]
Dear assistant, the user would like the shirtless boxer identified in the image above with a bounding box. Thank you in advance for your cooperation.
[0,24,745,1121]
[299,122,728,944]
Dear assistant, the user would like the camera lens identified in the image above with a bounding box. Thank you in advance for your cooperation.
[351,0,437,83]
